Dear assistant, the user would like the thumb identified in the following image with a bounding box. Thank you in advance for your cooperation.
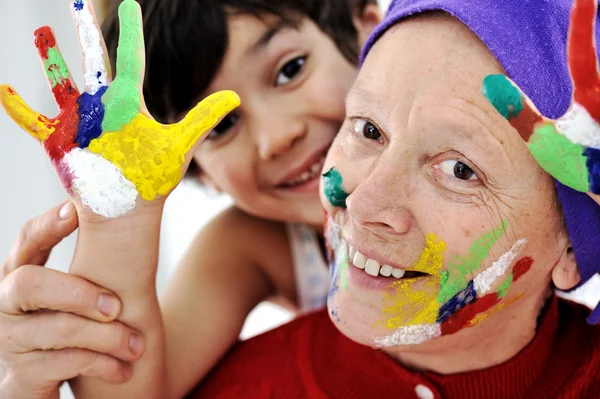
[2,201,79,278]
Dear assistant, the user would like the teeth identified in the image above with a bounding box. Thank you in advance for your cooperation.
[380,265,393,277]
[365,259,381,276]
[344,239,415,280]
[353,251,367,269]
[391,268,406,278]
[284,156,325,186]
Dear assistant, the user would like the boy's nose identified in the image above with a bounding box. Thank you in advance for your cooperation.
[255,116,307,161]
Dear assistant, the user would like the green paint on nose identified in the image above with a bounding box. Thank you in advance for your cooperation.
[482,74,524,120]
[323,167,349,208]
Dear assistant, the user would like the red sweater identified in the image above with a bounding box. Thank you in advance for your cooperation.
[189,297,600,399]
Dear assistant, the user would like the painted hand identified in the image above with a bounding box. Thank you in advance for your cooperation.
[482,0,600,197]
[0,0,239,219]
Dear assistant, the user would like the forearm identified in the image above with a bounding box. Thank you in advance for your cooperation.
[68,208,168,398]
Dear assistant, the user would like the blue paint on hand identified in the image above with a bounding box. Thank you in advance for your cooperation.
[436,280,477,323]
[584,147,600,194]
[76,85,109,148]
[482,74,524,120]
[74,0,84,11]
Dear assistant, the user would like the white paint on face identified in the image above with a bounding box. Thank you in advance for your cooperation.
[374,323,441,347]
[556,102,600,148]
[63,148,138,218]
[72,0,108,92]
[473,238,527,295]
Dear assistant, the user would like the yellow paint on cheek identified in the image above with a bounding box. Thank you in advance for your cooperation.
[88,91,239,200]
[381,234,446,328]
[468,292,524,327]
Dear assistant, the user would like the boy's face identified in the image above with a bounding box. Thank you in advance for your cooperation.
[193,14,359,227]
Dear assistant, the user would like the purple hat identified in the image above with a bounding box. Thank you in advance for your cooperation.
[361,0,600,324]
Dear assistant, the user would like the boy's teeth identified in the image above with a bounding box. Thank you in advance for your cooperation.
[380,265,393,277]
[392,268,406,278]
[343,239,417,280]
[365,259,381,276]
[283,155,325,186]
[353,251,367,269]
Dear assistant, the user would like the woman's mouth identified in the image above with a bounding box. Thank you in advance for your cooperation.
[346,241,429,280]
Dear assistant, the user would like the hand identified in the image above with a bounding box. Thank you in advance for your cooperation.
[0,0,240,221]
[482,0,600,205]
[0,202,144,399]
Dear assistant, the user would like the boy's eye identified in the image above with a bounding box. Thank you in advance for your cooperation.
[352,118,383,143]
[207,113,240,140]
[439,160,478,181]
[276,56,307,86]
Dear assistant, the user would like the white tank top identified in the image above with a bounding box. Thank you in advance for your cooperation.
[285,223,330,313]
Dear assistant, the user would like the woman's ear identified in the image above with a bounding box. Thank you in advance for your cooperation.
[353,3,383,48]
[552,245,581,290]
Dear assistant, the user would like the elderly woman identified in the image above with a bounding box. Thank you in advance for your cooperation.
[191,0,600,397]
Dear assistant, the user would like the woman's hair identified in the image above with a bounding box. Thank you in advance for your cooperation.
[101,0,376,123]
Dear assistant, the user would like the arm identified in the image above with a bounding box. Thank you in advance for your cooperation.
[160,207,297,398]
[0,0,238,397]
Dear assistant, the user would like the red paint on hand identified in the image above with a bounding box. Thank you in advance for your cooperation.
[512,257,534,282]
[440,293,500,335]
[568,0,600,121]
[33,26,56,59]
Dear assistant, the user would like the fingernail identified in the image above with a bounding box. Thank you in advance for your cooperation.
[97,293,119,317]
[129,333,145,356]
[59,202,73,220]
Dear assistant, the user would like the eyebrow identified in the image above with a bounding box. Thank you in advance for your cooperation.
[248,19,293,56]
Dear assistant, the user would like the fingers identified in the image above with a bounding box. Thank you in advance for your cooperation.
[9,312,144,363]
[21,348,133,384]
[174,91,241,153]
[482,74,590,193]
[567,0,600,121]
[2,202,78,276]
[100,0,145,132]
[71,0,111,91]
[0,266,121,322]
[33,27,80,110]
[0,85,56,141]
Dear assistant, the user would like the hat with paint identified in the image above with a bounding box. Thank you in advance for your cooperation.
[361,0,600,324]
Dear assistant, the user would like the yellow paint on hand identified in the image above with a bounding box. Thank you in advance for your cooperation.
[381,233,446,328]
[468,292,524,327]
[0,85,56,141]
[88,91,240,200]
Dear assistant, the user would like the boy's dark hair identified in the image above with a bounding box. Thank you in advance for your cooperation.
[101,0,376,124]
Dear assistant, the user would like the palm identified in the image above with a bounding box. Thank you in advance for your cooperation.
[0,0,239,219]
[482,0,600,196]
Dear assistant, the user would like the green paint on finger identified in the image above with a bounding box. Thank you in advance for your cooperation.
[44,48,70,88]
[528,124,589,192]
[101,0,143,132]
[482,75,524,119]
[323,167,349,208]
[437,220,508,304]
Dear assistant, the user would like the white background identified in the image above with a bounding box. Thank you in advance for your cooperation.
[0,0,597,398]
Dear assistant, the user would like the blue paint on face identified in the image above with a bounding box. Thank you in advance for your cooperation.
[76,85,108,148]
[74,0,84,11]
[436,280,477,323]
[482,74,524,120]
[585,147,600,194]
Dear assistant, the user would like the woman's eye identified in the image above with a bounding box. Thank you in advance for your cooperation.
[207,113,240,140]
[439,160,478,181]
[276,56,307,86]
[353,119,382,142]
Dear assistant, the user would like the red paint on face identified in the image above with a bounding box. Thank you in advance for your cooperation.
[568,0,600,122]
[440,293,501,335]
[512,257,534,282]
[33,28,80,163]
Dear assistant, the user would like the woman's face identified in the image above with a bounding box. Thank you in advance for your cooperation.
[320,15,570,349]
